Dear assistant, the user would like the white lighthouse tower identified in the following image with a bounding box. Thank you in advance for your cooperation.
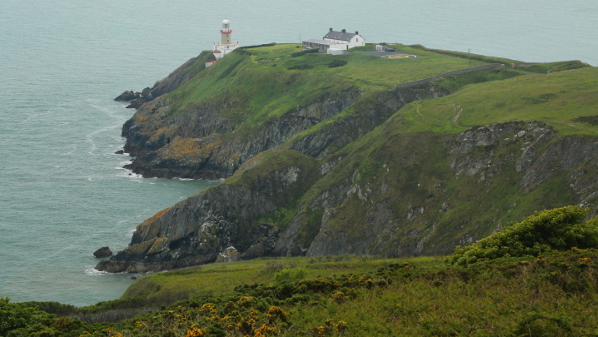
[213,19,240,60]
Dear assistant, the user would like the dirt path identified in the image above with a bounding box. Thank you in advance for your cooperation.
[452,102,463,126]
[545,119,598,133]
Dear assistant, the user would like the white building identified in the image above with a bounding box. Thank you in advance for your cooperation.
[302,28,365,52]
[213,19,240,60]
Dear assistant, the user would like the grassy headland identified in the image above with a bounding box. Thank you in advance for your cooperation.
[5,43,598,336]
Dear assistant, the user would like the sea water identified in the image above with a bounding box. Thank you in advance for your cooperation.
[1,0,596,306]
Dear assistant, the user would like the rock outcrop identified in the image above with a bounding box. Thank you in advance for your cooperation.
[93,246,113,258]
[114,90,139,101]
[96,150,320,273]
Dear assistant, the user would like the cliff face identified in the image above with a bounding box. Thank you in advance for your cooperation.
[97,150,320,272]
[98,45,598,273]
[122,90,361,179]
[276,121,575,258]
[98,120,598,272]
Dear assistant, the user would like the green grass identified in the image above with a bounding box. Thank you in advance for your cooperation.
[402,67,598,135]
[515,60,591,74]
[120,256,412,303]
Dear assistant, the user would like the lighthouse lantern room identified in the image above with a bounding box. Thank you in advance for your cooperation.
[213,19,240,60]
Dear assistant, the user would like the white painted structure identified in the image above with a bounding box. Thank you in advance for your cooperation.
[302,28,365,52]
[213,19,240,60]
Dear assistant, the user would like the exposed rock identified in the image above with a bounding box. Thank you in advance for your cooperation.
[96,151,317,273]
[114,90,139,101]
[125,97,150,109]
[93,246,113,258]
[215,246,240,263]
[95,184,277,272]
[99,119,598,272]
[141,87,151,98]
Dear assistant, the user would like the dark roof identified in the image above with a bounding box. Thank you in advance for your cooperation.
[323,29,358,42]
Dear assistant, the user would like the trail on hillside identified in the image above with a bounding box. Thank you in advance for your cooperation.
[452,102,463,126]
[545,120,598,133]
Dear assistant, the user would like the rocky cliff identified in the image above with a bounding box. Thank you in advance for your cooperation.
[97,45,598,272]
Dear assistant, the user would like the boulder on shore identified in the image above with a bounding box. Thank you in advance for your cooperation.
[93,246,113,258]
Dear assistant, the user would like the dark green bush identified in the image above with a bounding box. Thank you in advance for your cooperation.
[287,64,313,70]
[291,48,319,57]
[448,206,598,265]
[328,59,348,68]
[0,298,54,336]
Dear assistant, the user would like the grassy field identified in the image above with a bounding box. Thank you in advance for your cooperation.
[120,255,436,304]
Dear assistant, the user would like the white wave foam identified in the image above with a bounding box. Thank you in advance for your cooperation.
[85,268,108,276]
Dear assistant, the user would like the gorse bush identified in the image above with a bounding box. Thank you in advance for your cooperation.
[7,247,598,335]
[0,298,53,336]
[327,59,347,68]
[448,206,598,265]
[273,267,307,285]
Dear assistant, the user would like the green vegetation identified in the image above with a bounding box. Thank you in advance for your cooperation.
[7,235,598,335]
[409,44,521,65]
[401,67,598,135]
[449,206,598,265]
[515,60,591,74]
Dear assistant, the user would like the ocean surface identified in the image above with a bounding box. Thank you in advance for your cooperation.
[1,0,596,306]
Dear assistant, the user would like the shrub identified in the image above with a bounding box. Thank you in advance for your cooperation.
[287,64,313,70]
[0,298,54,336]
[273,267,307,285]
[448,206,598,265]
[328,59,347,68]
[291,48,319,57]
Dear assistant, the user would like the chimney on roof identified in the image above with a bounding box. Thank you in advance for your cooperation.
[329,28,333,31]
[355,31,359,35]
[341,29,346,33]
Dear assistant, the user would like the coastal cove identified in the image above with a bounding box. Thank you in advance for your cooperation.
[1,0,597,307]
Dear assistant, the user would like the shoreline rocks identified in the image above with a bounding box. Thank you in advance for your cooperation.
[114,90,140,101]
[93,246,113,258]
